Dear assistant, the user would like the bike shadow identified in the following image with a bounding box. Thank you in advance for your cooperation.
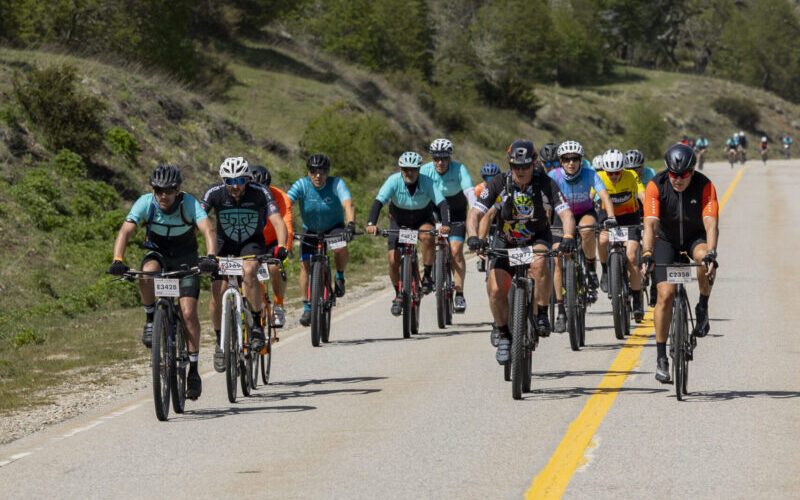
[524,385,668,400]
[580,342,654,352]
[680,390,800,402]
[418,327,491,337]
[330,337,429,346]
[274,376,388,387]
[534,369,649,381]
[179,404,316,420]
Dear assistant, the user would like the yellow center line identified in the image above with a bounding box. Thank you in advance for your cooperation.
[525,165,746,499]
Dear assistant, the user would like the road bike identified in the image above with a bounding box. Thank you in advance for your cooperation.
[562,224,597,351]
[605,225,643,340]
[381,227,430,338]
[118,267,199,421]
[736,145,747,166]
[727,148,736,168]
[485,246,554,400]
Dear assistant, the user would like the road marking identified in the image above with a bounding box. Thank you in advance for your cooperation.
[525,166,745,499]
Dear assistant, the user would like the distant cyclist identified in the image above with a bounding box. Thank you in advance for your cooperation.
[781,133,793,158]
[421,138,475,313]
[110,165,219,400]
[472,162,502,275]
[641,144,719,383]
[538,142,560,174]
[251,165,292,327]
[288,154,356,326]
[760,136,769,164]
[366,152,450,315]
[694,136,709,170]
[624,149,656,187]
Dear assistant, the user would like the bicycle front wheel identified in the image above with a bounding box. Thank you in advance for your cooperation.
[564,257,580,351]
[170,318,187,414]
[402,256,413,339]
[310,261,324,347]
[435,247,447,329]
[609,251,626,340]
[260,320,273,385]
[511,285,528,400]
[151,304,171,421]
[445,261,454,325]
[674,291,689,400]
[224,299,238,403]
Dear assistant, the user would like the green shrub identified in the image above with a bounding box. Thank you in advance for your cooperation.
[12,169,66,231]
[712,96,760,131]
[105,127,140,163]
[50,149,87,179]
[12,328,46,348]
[623,99,668,160]
[12,64,106,157]
[70,180,120,217]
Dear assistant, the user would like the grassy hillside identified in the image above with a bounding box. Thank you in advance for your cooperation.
[0,37,798,413]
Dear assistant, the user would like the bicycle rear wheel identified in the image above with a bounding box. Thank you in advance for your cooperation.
[224,299,238,403]
[511,285,527,400]
[170,318,187,414]
[151,304,171,421]
[609,251,626,340]
[260,321,273,385]
[445,260,454,325]
[411,267,421,335]
[310,261,324,347]
[321,274,332,343]
[402,256,413,339]
[435,247,446,329]
[548,256,556,328]
[564,257,579,351]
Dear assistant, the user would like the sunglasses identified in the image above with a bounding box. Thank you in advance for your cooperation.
[154,187,178,195]
[668,170,693,180]
[224,177,249,186]
[308,168,329,176]
[543,160,559,168]
[482,174,496,182]
[510,163,533,170]
[433,156,450,163]
[606,171,623,177]
[561,156,581,163]
[400,167,419,175]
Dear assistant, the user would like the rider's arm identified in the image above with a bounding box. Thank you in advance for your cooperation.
[112,221,138,262]
[592,171,615,218]
[642,181,660,254]
[197,217,217,255]
[550,179,576,238]
[478,206,494,238]
[458,163,476,206]
[702,182,719,252]
[367,199,383,226]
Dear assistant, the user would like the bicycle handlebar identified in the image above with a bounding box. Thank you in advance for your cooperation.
[117,266,201,281]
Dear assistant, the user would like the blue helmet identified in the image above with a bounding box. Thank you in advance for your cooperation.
[480,162,501,180]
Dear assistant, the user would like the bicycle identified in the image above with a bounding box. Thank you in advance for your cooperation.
[736,145,746,166]
[783,143,791,159]
[654,261,706,401]
[254,258,286,387]
[218,254,279,402]
[605,225,642,340]
[760,147,768,165]
[485,246,554,400]
[295,231,356,347]
[696,148,707,171]
[117,267,199,421]
[727,148,737,168]
[433,224,455,329]
[562,224,597,351]
[380,227,430,338]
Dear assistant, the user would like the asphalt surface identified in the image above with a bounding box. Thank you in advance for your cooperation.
[1,160,798,499]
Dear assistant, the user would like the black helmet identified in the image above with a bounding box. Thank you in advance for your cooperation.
[251,165,271,187]
[307,153,331,171]
[663,143,696,174]
[149,164,182,189]
[539,142,559,162]
[507,139,536,166]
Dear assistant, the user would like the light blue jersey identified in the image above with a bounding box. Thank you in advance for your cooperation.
[376,172,444,210]
[287,176,351,232]
[126,193,207,237]
[639,166,657,186]
[420,160,474,198]
[548,167,606,216]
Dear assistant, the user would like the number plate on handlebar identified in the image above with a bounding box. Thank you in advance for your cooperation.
[328,238,347,250]
[666,267,693,284]
[399,229,418,245]
[257,263,270,282]
[219,257,244,276]
[154,277,180,297]
[507,246,534,265]
[609,227,629,243]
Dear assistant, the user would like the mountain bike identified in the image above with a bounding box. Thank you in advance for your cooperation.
[655,261,706,401]
[606,225,642,340]
[562,225,596,351]
[118,267,199,421]
[295,231,357,347]
[433,224,455,329]
[381,228,430,338]
[760,147,768,165]
[253,258,285,388]
[485,246,554,400]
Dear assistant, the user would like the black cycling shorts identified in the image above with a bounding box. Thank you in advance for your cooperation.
[141,251,200,299]
[213,241,267,282]
[300,224,346,262]
[387,209,435,251]
[598,211,641,241]
[489,232,552,276]
[652,237,706,285]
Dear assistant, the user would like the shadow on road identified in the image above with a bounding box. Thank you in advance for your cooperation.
[526,385,668,400]
[534,369,649,380]
[274,376,387,387]
[179,404,316,420]
[330,337,429,346]
[418,327,491,337]
[580,342,655,352]
[682,390,800,402]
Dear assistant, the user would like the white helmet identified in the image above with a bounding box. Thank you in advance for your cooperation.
[601,149,625,172]
[739,131,745,136]
[219,157,251,179]
[592,155,603,169]
[557,140,584,158]
[398,151,423,168]
[761,136,768,142]
[429,138,454,157]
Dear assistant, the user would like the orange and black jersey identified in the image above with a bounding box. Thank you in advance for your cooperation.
[644,171,718,246]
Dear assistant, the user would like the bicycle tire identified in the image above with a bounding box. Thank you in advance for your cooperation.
[171,316,187,414]
[411,265,420,335]
[260,321,272,385]
[503,361,511,382]
[609,251,626,340]
[151,304,171,421]
[674,290,689,400]
[240,352,252,397]
[402,255,412,339]
[577,253,587,347]
[321,267,332,343]
[445,260,454,325]
[310,261,324,347]
[224,297,238,403]
[511,285,527,400]
[435,247,447,329]
[564,257,579,351]
[548,256,556,328]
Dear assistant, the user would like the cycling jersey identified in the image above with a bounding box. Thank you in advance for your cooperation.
[760,142,768,151]
[262,186,293,246]
[596,170,643,217]
[376,172,444,210]
[582,159,595,171]
[475,171,569,244]
[782,136,793,145]
[126,192,207,257]
[202,183,279,249]
[287,176,351,232]
[726,138,737,149]
[548,167,606,216]
[644,171,718,247]
[420,160,475,204]
[639,166,657,186]
[695,138,709,149]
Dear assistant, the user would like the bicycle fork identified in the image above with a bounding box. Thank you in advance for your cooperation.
[219,288,244,356]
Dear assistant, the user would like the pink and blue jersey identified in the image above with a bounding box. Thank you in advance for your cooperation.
[548,167,606,216]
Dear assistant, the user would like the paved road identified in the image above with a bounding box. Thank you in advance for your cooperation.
[1,161,798,499]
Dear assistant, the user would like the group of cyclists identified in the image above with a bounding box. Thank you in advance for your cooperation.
[108,134,721,401]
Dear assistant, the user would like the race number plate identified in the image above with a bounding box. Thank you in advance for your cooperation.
[219,257,244,276]
[399,229,418,245]
[666,266,693,284]
[153,278,180,298]
[328,238,347,250]
[609,226,629,243]
[257,263,270,282]
[507,246,535,265]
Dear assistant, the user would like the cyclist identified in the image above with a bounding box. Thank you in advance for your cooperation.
[591,155,604,170]
[109,165,219,400]
[595,150,646,321]
[251,165,292,328]
[725,134,738,164]
[641,144,719,383]
[472,162,502,276]
[539,143,560,173]
[624,149,656,187]
[203,157,289,371]
[467,140,576,362]
[781,133,793,158]
[421,138,475,313]
[680,135,690,146]
[549,140,617,300]
[288,153,356,327]
[759,136,769,163]
[694,136,709,170]
[366,152,450,315]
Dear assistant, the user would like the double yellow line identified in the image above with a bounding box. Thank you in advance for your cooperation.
[525,166,746,499]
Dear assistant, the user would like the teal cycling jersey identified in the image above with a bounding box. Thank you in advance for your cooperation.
[695,138,709,149]
[126,192,207,256]
[640,166,657,186]
[420,161,474,198]
[582,158,595,171]
[376,172,444,210]
[287,176,351,232]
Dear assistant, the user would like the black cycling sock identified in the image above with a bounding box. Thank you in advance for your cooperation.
[252,310,261,328]
[498,324,510,336]
[557,302,566,314]
[424,265,432,277]
[656,342,667,358]
[601,262,608,272]
[698,294,709,308]
[144,303,155,322]
[538,305,548,316]
[189,360,198,372]
[215,329,221,344]
[456,291,464,297]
